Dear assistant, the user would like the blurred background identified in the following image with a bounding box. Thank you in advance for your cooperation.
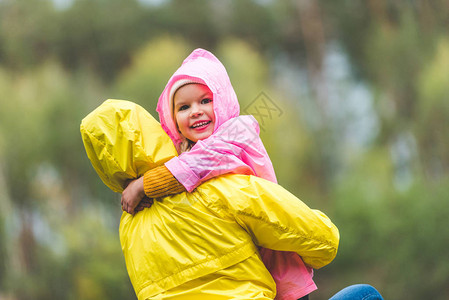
[0,0,448,299]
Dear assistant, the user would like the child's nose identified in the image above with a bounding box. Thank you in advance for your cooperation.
[190,106,203,117]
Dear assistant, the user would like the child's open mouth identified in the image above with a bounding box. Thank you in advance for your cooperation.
[191,121,211,129]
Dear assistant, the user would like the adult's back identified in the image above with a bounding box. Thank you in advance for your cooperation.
[120,173,338,299]
[81,100,339,300]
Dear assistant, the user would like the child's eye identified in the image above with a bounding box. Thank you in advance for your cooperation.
[201,98,212,104]
[178,105,189,111]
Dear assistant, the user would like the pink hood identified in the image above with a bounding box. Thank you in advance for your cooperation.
[157,48,239,148]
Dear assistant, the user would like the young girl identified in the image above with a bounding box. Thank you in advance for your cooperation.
[121,48,316,300]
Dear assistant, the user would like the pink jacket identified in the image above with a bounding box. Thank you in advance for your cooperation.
[157,48,316,299]
[165,115,277,192]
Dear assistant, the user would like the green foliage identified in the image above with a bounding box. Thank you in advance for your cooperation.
[113,36,191,112]
[0,214,5,289]
[331,166,449,299]
[418,38,449,118]
[415,38,449,176]
[56,0,147,80]
[0,59,130,298]
[7,210,132,300]
[217,38,269,107]
[0,0,59,68]
[61,212,133,300]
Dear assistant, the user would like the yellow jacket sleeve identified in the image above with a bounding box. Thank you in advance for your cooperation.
[199,175,339,269]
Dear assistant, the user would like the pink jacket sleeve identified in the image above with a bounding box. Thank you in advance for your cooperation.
[164,116,277,192]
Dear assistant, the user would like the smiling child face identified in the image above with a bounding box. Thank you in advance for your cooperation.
[173,83,215,143]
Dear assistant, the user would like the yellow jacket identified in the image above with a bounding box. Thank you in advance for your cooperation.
[81,100,339,300]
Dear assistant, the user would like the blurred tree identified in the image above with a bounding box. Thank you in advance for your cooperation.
[159,0,218,49]
[217,38,269,106]
[227,0,277,51]
[416,37,449,179]
[113,36,191,112]
[56,0,147,80]
[0,170,8,292]
[0,0,59,69]
[320,0,449,180]
[0,59,134,298]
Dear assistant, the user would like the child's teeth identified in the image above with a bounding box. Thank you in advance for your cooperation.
[193,121,208,128]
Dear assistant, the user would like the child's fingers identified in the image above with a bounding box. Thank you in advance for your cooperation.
[120,194,128,211]
[121,196,131,213]
[133,198,154,213]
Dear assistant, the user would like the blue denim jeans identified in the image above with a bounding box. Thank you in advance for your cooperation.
[329,284,383,300]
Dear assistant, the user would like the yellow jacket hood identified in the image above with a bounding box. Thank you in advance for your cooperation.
[80,99,177,193]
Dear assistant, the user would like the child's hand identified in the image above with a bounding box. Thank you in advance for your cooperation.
[121,177,145,215]
[134,197,154,213]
